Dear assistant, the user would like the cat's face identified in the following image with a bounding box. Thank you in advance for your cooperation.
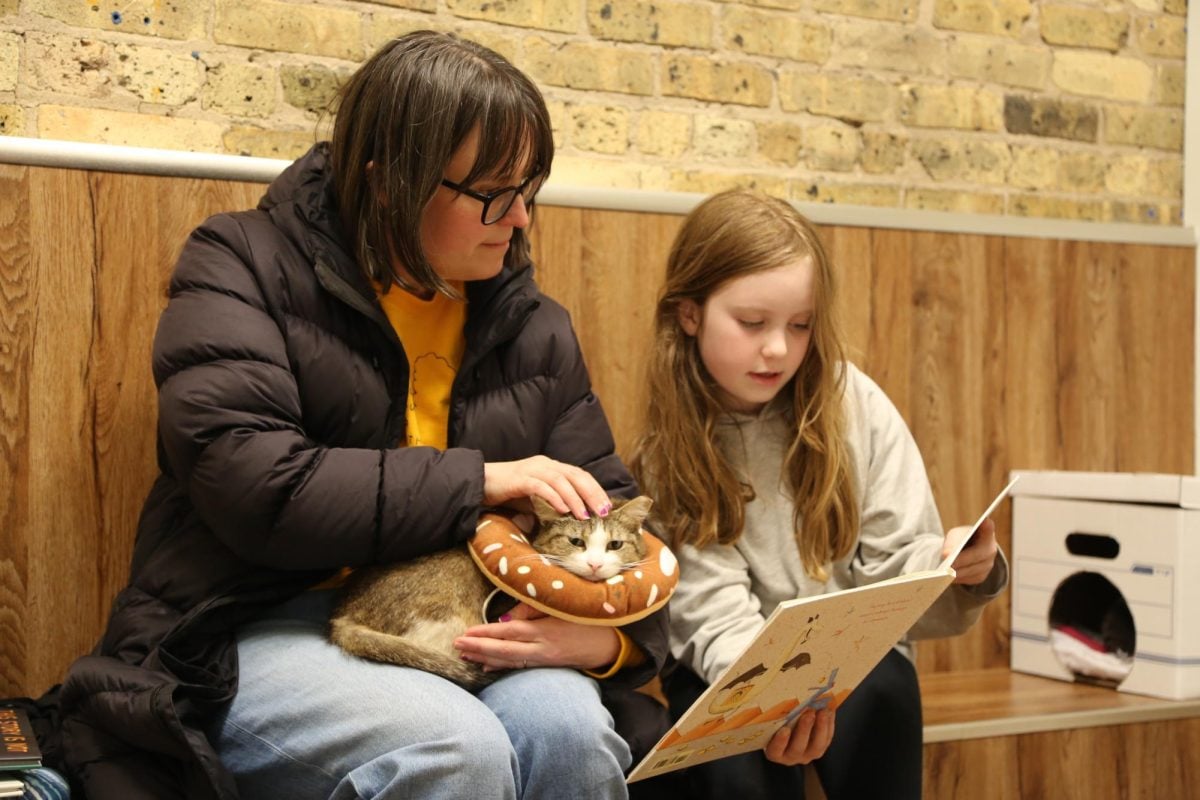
[530,496,653,581]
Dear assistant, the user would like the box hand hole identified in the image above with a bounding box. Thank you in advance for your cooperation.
[1065,532,1120,560]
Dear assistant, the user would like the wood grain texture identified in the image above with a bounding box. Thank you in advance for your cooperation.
[925,721,1200,800]
[925,736,1021,800]
[1,177,1194,705]
[0,165,32,695]
[25,167,103,697]
[1,170,263,696]
[919,667,1199,727]
[531,207,680,458]
[1013,718,1200,800]
[920,668,1200,799]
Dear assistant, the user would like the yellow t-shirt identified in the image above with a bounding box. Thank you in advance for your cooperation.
[309,281,465,592]
[375,281,467,449]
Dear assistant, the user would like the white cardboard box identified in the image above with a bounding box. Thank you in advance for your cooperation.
[1009,470,1200,700]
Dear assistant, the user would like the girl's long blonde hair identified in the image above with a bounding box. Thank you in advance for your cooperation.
[631,189,858,580]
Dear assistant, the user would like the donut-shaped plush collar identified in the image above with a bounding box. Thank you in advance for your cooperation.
[468,511,678,626]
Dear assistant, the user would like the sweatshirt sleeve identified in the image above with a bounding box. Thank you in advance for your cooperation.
[845,365,1009,640]
[909,552,1009,640]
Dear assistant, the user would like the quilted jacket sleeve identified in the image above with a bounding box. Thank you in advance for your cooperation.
[153,215,482,571]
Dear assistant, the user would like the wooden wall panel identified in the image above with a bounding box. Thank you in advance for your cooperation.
[925,736,1021,799]
[25,167,104,696]
[1,168,263,697]
[1004,239,1063,471]
[0,165,32,693]
[0,170,1194,702]
[1016,718,1200,799]
[925,718,1200,799]
[530,207,679,458]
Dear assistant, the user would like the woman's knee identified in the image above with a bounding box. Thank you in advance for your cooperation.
[354,701,520,797]
[481,669,628,760]
[439,716,519,783]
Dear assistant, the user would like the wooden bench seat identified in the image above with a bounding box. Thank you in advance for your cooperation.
[921,666,1200,741]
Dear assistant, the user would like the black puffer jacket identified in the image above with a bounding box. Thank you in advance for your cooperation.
[56,144,669,799]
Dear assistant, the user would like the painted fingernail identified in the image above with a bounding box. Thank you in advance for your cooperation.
[499,614,512,622]
[581,510,590,519]
[599,503,612,517]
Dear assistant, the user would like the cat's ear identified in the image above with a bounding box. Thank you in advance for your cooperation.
[614,495,653,526]
[530,495,561,524]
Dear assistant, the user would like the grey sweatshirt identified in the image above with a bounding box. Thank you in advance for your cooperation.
[669,363,1009,685]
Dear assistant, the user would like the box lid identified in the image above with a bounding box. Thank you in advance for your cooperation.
[1008,470,1200,509]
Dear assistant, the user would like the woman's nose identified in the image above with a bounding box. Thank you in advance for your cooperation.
[500,194,531,228]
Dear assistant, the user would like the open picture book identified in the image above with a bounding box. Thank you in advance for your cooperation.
[627,476,1019,783]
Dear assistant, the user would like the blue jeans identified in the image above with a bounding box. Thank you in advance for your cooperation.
[207,590,631,799]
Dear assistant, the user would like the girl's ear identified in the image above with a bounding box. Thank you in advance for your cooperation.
[677,299,702,336]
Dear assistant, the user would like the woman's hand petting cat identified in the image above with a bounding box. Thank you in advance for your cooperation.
[764,708,836,766]
[942,517,998,586]
[483,456,612,521]
[454,604,621,672]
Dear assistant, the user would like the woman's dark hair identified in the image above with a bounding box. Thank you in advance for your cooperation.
[330,31,554,296]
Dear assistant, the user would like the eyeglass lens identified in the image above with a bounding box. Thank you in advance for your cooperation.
[485,175,543,224]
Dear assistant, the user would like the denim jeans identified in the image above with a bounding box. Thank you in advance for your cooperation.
[207,589,631,799]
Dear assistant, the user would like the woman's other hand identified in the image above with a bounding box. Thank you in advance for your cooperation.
[483,455,611,520]
[453,603,621,672]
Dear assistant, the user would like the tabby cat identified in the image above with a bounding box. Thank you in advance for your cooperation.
[329,495,653,689]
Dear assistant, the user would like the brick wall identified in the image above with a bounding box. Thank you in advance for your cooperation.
[0,0,1187,225]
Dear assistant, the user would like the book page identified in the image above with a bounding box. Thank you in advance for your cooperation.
[627,569,955,782]
[937,476,1020,571]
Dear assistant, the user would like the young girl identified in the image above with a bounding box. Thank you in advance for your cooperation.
[632,189,1008,799]
[54,32,667,800]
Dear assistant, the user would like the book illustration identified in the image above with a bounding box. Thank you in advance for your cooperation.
[629,572,952,781]
[0,707,42,772]
[627,479,1016,783]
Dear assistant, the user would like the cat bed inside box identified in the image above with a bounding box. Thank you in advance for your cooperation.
[1048,571,1136,688]
[469,511,678,626]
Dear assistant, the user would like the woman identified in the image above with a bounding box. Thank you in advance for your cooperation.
[56,31,668,800]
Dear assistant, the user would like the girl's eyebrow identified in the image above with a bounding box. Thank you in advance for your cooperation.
[729,304,815,317]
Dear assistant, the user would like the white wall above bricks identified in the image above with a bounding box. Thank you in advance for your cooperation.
[0,0,1189,226]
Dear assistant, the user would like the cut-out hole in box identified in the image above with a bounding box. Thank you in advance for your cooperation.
[1048,571,1135,689]
[1010,471,1200,701]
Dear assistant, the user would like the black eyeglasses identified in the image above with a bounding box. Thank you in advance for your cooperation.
[440,172,545,225]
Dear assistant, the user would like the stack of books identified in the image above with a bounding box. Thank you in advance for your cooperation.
[0,707,42,798]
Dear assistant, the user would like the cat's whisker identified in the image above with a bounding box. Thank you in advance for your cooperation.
[511,553,550,563]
